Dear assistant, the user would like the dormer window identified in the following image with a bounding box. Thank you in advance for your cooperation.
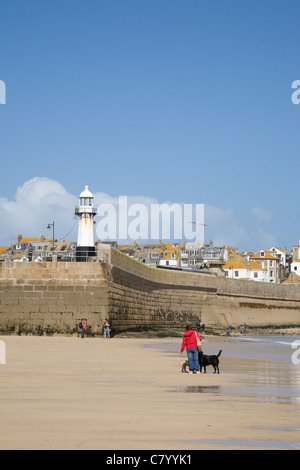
[260,251,265,257]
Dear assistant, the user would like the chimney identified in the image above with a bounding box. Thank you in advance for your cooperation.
[18,234,22,243]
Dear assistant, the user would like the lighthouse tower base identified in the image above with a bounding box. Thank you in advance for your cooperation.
[76,246,96,262]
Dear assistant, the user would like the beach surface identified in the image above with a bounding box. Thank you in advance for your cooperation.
[0,334,299,450]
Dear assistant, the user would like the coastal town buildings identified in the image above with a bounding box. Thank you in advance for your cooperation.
[0,233,298,284]
[222,255,268,282]
[0,235,76,262]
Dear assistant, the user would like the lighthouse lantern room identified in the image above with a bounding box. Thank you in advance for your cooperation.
[75,185,97,262]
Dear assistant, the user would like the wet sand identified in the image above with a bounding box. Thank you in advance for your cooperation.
[0,335,299,450]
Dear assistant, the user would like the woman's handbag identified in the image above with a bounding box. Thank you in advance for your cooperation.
[195,331,202,352]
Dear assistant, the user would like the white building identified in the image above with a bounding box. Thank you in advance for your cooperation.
[159,259,178,268]
[268,246,291,269]
[291,259,300,276]
[222,256,268,282]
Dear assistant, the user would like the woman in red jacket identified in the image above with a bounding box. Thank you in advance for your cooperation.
[180,325,202,374]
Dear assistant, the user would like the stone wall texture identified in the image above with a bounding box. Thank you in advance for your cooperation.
[0,244,299,334]
[0,260,108,335]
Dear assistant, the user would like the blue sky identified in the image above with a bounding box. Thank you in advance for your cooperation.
[0,0,299,251]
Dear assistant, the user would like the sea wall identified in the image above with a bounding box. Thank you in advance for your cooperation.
[106,246,300,331]
[0,260,108,335]
[0,244,300,335]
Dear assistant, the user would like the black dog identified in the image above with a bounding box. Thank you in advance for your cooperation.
[199,350,222,374]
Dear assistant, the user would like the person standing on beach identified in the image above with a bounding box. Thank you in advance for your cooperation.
[103,319,111,339]
[79,319,86,339]
[180,325,202,374]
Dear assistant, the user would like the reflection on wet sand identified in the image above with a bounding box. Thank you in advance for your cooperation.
[174,438,300,450]
[153,336,300,404]
[148,335,300,449]
[169,385,221,394]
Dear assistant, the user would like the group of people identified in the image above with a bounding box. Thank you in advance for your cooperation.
[180,324,202,374]
[197,322,205,333]
[79,319,111,339]
[227,323,247,336]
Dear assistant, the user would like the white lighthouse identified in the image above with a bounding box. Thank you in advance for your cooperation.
[75,185,97,262]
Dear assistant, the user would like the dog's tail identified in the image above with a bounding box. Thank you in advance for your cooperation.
[217,350,222,357]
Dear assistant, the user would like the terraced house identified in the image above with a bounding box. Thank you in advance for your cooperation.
[249,250,280,283]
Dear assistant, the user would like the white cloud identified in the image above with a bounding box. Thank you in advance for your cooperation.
[251,207,272,223]
[0,177,278,252]
[204,204,277,251]
[204,204,254,248]
[0,177,77,246]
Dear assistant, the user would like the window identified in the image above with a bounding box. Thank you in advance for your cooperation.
[235,271,239,277]
[254,272,258,278]
[80,197,93,206]
[260,251,265,257]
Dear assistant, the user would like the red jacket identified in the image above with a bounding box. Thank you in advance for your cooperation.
[180,330,202,353]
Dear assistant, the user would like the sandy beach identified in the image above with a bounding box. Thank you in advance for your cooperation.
[0,334,299,450]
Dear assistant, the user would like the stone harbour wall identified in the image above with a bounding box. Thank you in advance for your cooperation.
[106,246,300,331]
[0,244,299,335]
[0,261,108,335]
